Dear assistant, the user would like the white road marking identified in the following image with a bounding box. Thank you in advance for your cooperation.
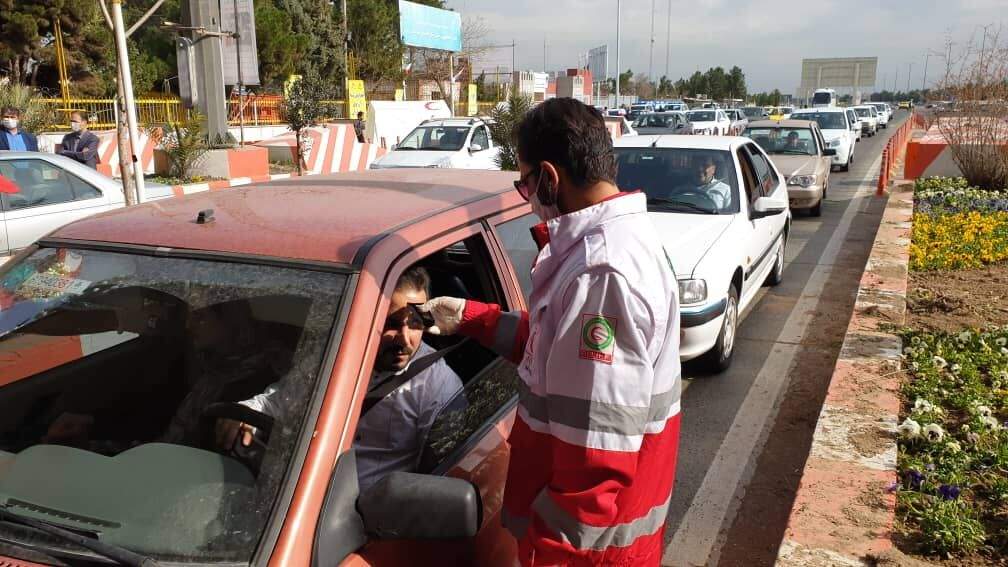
[662,150,885,567]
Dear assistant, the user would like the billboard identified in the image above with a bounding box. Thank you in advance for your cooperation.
[799,57,878,92]
[588,45,608,81]
[347,80,367,118]
[398,0,462,52]
[220,0,260,85]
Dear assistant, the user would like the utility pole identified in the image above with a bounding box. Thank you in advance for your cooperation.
[922,52,930,93]
[109,0,146,204]
[665,0,671,81]
[648,0,655,89]
[543,37,547,72]
[232,0,244,145]
[615,0,621,108]
[907,62,913,93]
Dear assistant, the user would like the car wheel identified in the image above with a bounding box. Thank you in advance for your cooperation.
[766,233,787,285]
[810,197,823,217]
[700,285,739,373]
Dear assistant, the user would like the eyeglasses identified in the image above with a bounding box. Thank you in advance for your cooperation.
[513,167,540,201]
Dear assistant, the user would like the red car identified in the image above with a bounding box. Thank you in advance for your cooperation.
[0,169,540,566]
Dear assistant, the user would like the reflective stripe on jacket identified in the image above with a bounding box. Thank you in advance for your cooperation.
[460,192,681,566]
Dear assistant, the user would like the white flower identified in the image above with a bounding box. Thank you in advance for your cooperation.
[924,423,945,442]
[911,362,920,371]
[981,416,1001,431]
[951,363,962,373]
[966,432,981,445]
[1001,347,1008,356]
[913,398,935,413]
[898,418,922,439]
[958,331,972,342]
[933,356,948,369]
[946,440,962,453]
[999,370,1008,380]
[912,336,922,345]
[904,347,915,356]
[996,337,1007,347]
[975,405,994,419]
[982,332,992,340]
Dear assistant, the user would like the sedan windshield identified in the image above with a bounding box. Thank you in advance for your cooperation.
[634,114,678,128]
[687,111,716,122]
[792,112,847,130]
[615,148,739,214]
[855,107,873,117]
[812,92,833,105]
[397,125,470,151]
[0,247,345,563]
[745,127,818,156]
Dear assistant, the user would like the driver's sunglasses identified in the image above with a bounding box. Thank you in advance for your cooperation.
[384,304,429,332]
[513,167,540,201]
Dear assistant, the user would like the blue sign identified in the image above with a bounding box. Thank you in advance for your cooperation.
[398,0,462,52]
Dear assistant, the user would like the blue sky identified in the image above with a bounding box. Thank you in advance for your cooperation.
[445,0,1004,93]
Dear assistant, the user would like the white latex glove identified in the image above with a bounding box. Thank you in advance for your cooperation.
[419,297,466,336]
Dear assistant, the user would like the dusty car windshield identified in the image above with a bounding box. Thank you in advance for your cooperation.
[0,247,345,563]
[397,125,470,151]
[615,148,739,214]
[688,111,716,122]
[745,127,818,156]
[792,112,847,130]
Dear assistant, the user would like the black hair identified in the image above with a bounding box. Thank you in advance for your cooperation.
[1,107,20,117]
[397,265,431,296]
[515,98,617,188]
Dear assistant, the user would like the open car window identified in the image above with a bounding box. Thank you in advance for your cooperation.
[0,246,345,564]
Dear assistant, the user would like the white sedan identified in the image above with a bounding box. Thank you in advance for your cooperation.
[614,135,791,371]
[686,109,733,136]
[0,152,172,257]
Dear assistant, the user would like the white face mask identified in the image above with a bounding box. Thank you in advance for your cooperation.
[1,118,17,130]
[70,121,82,132]
[529,174,561,222]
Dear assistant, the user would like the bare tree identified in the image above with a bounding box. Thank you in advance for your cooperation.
[413,16,492,114]
[935,25,1008,190]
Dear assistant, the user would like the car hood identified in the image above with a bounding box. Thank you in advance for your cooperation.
[690,120,719,128]
[769,154,819,178]
[372,149,455,168]
[820,128,850,141]
[648,212,735,277]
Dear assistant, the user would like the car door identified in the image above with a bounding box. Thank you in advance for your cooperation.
[0,158,109,252]
[469,125,495,170]
[739,144,786,303]
[735,146,771,303]
[812,125,831,180]
[349,225,521,567]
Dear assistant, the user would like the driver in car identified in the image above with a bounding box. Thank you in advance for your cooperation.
[676,154,731,209]
[783,131,804,152]
[221,266,463,489]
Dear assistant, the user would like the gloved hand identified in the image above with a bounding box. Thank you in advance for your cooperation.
[419,296,466,335]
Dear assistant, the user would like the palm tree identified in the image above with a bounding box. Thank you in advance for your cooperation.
[488,92,533,171]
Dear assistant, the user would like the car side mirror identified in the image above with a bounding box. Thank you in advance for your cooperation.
[358,472,482,540]
[469,143,483,153]
[752,196,787,218]
[823,148,837,156]
[391,143,398,150]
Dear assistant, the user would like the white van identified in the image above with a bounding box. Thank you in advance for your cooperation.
[811,88,838,108]
[368,118,500,170]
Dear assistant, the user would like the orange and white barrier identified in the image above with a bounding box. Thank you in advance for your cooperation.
[253,123,388,175]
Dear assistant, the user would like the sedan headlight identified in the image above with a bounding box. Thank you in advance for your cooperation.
[788,174,818,188]
[678,279,708,305]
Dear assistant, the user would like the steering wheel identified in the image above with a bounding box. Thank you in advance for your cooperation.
[673,189,721,210]
[199,402,274,472]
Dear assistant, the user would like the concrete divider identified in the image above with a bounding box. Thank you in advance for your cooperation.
[776,184,913,566]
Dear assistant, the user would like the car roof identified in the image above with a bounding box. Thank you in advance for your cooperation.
[421,118,483,127]
[48,169,517,267]
[746,119,819,129]
[792,108,846,114]
[614,134,746,151]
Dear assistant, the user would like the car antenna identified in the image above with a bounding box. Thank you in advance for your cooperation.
[195,209,215,224]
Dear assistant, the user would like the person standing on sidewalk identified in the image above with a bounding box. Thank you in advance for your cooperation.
[422,98,681,566]
[354,111,366,143]
[59,112,101,169]
[0,107,39,152]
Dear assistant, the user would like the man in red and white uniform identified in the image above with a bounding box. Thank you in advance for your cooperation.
[423,98,681,566]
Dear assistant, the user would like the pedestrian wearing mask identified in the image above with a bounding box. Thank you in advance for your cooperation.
[0,107,39,152]
[59,112,101,169]
[422,98,681,566]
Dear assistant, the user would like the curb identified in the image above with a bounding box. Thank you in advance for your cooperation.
[775,183,914,566]
[167,172,297,197]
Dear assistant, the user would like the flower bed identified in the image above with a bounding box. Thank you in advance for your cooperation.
[896,177,1008,563]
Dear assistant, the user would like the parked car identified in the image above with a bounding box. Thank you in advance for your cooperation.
[845,108,863,142]
[667,100,690,111]
[613,134,790,370]
[628,103,655,121]
[741,106,769,121]
[852,105,879,136]
[0,169,543,567]
[722,109,749,135]
[0,152,172,257]
[868,102,890,128]
[744,120,836,216]
[686,109,733,135]
[606,108,628,117]
[632,111,693,135]
[789,108,857,171]
[369,118,500,170]
[604,115,639,138]
[768,106,795,121]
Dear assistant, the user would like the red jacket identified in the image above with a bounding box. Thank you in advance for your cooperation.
[460,193,681,566]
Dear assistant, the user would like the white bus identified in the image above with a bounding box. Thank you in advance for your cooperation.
[811,88,838,108]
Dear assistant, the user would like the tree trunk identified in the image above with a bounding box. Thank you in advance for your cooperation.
[295,129,303,176]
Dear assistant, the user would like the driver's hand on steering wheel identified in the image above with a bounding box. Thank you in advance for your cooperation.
[215,418,255,450]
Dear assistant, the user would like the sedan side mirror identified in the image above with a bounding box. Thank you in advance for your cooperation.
[359,472,482,540]
[751,196,788,218]
[823,148,837,156]
[469,143,483,153]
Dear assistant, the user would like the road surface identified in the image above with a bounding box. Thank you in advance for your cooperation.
[661,112,907,567]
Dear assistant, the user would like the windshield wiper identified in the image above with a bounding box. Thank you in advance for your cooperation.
[0,506,161,567]
[647,197,718,214]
